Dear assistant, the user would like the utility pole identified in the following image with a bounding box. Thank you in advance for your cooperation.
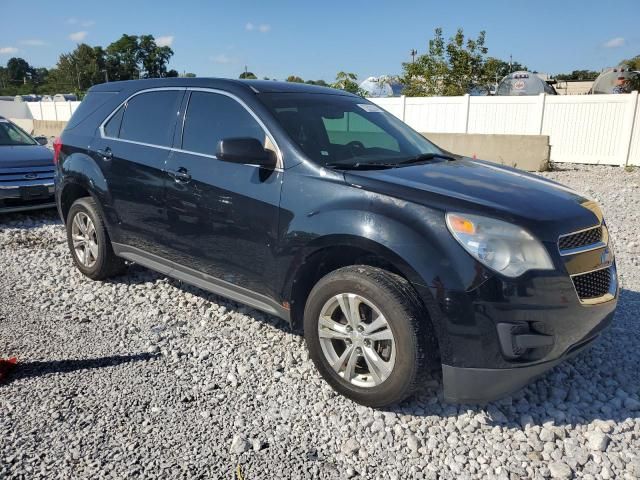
[103,69,109,83]
[410,49,417,63]
[509,54,513,73]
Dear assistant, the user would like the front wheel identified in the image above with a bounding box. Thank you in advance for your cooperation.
[303,266,436,407]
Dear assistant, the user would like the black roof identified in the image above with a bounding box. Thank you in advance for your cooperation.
[90,78,355,97]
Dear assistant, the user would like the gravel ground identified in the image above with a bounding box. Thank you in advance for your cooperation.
[1,164,639,479]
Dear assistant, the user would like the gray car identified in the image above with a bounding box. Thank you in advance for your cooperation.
[0,116,56,213]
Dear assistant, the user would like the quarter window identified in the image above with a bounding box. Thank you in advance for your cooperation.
[104,105,124,138]
[181,92,265,156]
[118,90,182,147]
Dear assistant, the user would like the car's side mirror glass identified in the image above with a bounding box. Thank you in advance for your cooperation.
[35,136,48,146]
[216,137,276,168]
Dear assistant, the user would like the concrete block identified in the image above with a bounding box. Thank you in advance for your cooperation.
[423,132,550,172]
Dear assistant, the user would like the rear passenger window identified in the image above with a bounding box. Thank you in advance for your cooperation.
[119,91,182,147]
[104,105,124,138]
[182,92,265,156]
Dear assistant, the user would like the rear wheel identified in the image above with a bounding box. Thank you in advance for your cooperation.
[66,197,126,280]
[304,265,435,407]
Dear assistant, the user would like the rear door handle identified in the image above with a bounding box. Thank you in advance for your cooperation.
[96,147,113,160]
[166,167,192,183]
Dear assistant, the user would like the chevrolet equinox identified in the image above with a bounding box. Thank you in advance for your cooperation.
[55,79,618,407]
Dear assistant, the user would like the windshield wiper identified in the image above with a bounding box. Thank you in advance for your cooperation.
[325,161,399,170]
[325,153,457,170]
[397,152,456,165]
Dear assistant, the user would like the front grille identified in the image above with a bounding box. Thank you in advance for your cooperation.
[572,268,612,300]
[558,226,602,251]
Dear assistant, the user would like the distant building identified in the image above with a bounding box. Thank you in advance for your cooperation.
[553,81,593,95]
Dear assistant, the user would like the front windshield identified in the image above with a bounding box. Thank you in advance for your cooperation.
[258,93,443,167]
[0,119,37,146]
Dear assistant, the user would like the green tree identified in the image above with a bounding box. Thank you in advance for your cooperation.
[621,55,640,71]
[555,70,599,81]
[6,57,33,83]
[402,28,499,96]
[305,79,328,86]
[56,44,107,91]
[239,71,257,79]
[286,75,304,83]
[106,34,141,80]
[331,71,365,95]
[138,35,174,78]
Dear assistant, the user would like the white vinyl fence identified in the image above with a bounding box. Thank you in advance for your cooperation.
[370,92,640,166]
[4,94,640,166]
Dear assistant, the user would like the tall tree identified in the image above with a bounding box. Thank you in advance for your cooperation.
[6,57,32,83]
[138,35,174,78]
[332,71,365,95]
[402,28,499,96]
[56,44,107,90]
[106,34,141,80]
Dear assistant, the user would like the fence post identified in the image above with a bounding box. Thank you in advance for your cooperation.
[537,93,546,134]
[462,94,470,133]
[39,102,43,121]
[622,90,638,166]
[401,95,407,122]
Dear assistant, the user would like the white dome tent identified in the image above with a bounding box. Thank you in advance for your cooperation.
[496,71,556,96]
[359,76,403,97]
[591,67,640,94]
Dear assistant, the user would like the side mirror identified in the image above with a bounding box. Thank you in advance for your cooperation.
[216,137,276,168]
[35,136,48,146]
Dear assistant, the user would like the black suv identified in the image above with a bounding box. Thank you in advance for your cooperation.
[55,79,617,407]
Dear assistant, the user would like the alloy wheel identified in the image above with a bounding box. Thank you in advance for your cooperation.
[71,212,99,268]
[317,293,396,387]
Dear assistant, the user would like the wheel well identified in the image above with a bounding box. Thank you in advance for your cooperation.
[289,245,409,331]
[60,183,91,223]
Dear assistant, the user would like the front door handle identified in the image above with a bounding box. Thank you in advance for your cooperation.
[166,167,192,183]
[96,147,113,160]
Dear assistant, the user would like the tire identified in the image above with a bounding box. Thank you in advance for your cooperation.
[303,265,436,407]
[66,197,126,280]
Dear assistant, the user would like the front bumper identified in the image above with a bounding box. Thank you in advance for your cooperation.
[441,313,612,403]
[0,180,55,214]
[414,260,618,403]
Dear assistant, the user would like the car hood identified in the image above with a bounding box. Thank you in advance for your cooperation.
[344,158,602,239]
[0,145,54,168]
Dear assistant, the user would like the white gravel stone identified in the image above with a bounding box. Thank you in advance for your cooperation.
[230,435,251,454]
[1,164,639,478]
[549,461,573,479]
[584,431,610,451]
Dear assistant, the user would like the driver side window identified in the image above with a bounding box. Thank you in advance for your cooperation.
[322,112,400,152]
[182,91,266,156]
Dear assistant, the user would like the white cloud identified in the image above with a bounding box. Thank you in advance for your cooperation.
[603,37,625,48]
[156,35,174,47]
[69,31,88,42]
[20,39,47,46]
[246,22,271,33]
[0,47,18,54]
[210,54,236,64]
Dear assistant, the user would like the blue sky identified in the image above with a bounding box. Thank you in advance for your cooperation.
[0,0,638,81]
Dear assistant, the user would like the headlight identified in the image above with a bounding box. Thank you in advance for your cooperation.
[446,212,553,278]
